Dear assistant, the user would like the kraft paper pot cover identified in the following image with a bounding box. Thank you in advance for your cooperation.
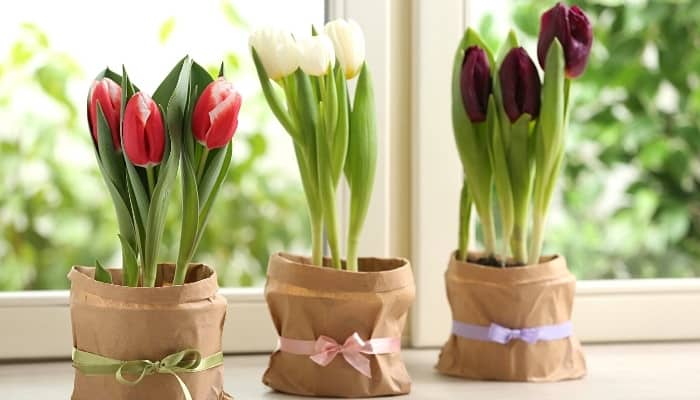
[263,252,415,397]
[68,264,231,400]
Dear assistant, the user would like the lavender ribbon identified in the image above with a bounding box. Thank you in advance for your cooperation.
[452,320,573,344]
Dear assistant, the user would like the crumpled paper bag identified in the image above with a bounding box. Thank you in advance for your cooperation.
[436,252,587,381]
[68,264,231,399]
[263,252,415,397]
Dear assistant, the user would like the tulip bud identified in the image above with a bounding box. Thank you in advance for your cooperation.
[324,19,365,79]
[192,78,242,150]
[460,46,492,123]
[537,2,593,78]
[298,35,335,76]
[499,47,541,123]
[88,78,122,149]
[123,92,165,167]
[249,28,300,80]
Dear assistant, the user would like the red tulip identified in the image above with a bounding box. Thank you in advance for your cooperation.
[499,47,541,123]
[537,2,593,78]
[460,46,492,123]
[88,78,122,150]
[192,78,242,149]
[122,92,165,167]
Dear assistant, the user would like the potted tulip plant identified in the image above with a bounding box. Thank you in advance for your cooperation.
[251,19,415,397]
[69,56,241,399]
[436,2,592,381]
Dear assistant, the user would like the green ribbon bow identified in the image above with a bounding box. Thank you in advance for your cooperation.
[72,348,224,400]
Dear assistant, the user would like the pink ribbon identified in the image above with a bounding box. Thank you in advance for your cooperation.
[278,332,401,378]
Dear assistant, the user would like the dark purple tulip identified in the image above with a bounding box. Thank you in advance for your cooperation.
[499,47,541,123]
[537,2,593,78]
[460,46,492,123]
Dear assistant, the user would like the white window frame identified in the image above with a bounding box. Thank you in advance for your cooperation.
[2,0,700,361]
[409,0,700,347]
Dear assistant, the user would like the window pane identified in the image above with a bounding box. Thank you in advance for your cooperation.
[469,1,700,279]
[0,0,324,290]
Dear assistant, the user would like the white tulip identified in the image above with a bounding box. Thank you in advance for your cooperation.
[249,28,299,80]
[324,19,365,79]
[297,35,335,76]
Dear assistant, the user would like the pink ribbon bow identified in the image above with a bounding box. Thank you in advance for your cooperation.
[278,332,401,378]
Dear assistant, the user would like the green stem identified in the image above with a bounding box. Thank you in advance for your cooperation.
[311,213,324,266]
[196,147,210,183]
[511,224,528,264]
[528,214,546,265]
[479,208,497,258]
[347,236,359,272]
[323,192,341,269]
[173,259,188,285]
[143,263,156,287]
[458,180,472,261]
[146,166,155,198]
[501,232,511,268]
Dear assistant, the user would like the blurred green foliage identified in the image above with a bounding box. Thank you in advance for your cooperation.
[0,3,309,290]
[481,0,700,278]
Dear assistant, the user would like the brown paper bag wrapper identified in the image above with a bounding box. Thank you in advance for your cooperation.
[68,264,232,400]
[436,252,587,382]
[263,252,415,397]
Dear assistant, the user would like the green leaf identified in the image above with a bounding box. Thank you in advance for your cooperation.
[94,105,125,189]
[345,63,377,247]
[534,39,566,215]
[142,60,191,286]
[451,28,496,254]
[495,29,519,65]
[458,179,473,261]
[331,64,349,186]
[192,142,233,254]
[198,145,227,205]
[153,56,189,112]
[117,234,139,286]
[94,259,112,284]
[486,95,514,256]
[174,152,200,284]
[251,48,299,136]
[218,62,225,78]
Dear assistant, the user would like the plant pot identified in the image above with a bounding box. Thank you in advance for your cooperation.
[436,252,587,381]
[68,264,232,400]
[262,252,415,397]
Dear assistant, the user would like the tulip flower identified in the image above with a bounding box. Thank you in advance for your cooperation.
[248,28,299,80]
[451,29,498,259]
[122,92,165,167]
[499,47,541,122]
[537,2,593,78]
[253,22,378,271]
[460,46,492,123]
[324,19,365,79]
[298,35,335,76]
[88,77,122,149]
[192,78,242,150]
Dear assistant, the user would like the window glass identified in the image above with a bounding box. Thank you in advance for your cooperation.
[0,0,325,290]
[470,1,700,279]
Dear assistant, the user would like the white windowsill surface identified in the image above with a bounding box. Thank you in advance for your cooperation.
[1,343,698,399]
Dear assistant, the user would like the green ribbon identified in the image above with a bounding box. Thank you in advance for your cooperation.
[72,348,224,400]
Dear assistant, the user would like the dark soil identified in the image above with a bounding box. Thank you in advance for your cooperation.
[469,256,527,268]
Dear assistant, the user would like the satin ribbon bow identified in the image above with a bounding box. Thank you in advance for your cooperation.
[72,348,224,400]
[310,332,373,378]
[487,323,540,344]
[451,320,573,345]
[278,332,401,378]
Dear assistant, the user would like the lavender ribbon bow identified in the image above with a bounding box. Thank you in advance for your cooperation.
[452,320,573,344]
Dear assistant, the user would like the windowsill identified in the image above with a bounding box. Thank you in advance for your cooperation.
[2,342,698,399]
